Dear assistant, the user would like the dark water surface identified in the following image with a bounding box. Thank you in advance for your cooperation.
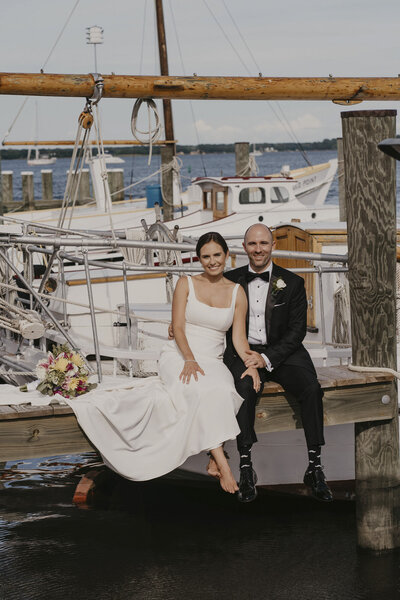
[1,455,400,600]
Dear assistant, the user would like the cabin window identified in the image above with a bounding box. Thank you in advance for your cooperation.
[215,191,225,211]
[203,191,212,209]
[271,186,289,203]
[238,187,265,205]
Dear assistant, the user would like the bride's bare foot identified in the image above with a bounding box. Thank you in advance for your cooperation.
[219,464,239,494]
[206,456,221,479]
[209,446,238,494]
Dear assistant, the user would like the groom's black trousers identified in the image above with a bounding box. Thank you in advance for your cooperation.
[228,347,325,450]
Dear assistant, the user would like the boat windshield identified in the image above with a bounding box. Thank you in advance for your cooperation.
[238,187,266,204]
[271,186,290,203]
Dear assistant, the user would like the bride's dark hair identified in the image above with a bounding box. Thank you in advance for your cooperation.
[196,232,229,257]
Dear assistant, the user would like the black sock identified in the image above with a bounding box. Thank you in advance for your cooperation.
[239,445,252,469]
[307,445,321,472]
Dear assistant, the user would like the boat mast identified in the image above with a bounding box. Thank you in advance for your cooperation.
[155,0,175,152]
[154,0,176,221]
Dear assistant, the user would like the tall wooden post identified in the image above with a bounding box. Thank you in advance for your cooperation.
[161,146,174,222]
[107,169,124,202]
[41,169,53,205]
[21,171,34,210]
[155,0,175,218]
[1,171,13,209]
[0,150,3,217]
[155,0,175,152]
[235,142,250,176]
[342,109,400,551]
[337,137,346,222]
[79,169,91,203]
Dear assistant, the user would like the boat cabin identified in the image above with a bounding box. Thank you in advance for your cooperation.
[193,175,317,221]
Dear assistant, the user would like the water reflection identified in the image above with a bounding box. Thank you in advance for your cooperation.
[0,459,399,600]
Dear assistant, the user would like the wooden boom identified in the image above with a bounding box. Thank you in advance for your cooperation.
[2,140,176,146]
[1,73,400,101]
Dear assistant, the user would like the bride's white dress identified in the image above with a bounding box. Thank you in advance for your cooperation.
[66,276,244,481]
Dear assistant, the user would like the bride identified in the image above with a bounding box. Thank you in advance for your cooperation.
[67,232,260,495]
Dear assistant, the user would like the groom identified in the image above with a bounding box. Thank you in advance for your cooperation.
[223,223,332,503]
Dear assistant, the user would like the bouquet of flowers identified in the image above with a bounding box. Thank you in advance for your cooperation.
[32,344,96,399]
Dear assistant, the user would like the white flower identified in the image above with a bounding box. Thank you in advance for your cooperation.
[35,365,48,380]
[276,278,286,290]
[272,278,286,295]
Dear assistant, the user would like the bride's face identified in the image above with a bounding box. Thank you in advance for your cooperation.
[199,241,228,276]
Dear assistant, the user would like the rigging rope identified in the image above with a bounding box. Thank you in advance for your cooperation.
[131,98,162,165]
[348,364,400,381]
[167,0,207,176]
[1,0,81,144]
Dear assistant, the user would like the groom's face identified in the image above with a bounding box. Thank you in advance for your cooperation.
[243,224,275,272]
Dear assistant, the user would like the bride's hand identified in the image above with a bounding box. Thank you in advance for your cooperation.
[179,360,205,384]
[240,366,261,393]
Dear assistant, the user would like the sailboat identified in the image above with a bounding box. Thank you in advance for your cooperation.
[249,143,262,156]
[27,146,57,165]
[26,101,57,166]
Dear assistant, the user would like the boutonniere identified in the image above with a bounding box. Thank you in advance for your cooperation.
[272,278,286,295]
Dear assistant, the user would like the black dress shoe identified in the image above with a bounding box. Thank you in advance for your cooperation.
[303,467,333,502]
[238,466,258,503]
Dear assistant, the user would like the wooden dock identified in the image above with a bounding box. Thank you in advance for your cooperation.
[0,365,395,463]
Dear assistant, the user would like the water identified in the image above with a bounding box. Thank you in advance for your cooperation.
[1,150,341,205]
[1,456,400,600]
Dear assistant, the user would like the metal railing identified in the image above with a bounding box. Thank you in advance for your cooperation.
[0,227,349,382]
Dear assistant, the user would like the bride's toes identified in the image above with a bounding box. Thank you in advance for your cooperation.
[219,471,239,494]
[206,457,221,479]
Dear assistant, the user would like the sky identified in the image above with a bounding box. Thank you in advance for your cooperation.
[1,0,400,147]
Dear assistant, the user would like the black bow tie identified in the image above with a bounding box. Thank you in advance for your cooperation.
[245,271,270,283]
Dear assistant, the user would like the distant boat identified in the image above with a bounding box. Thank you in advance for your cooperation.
[26,101,57,166]
[27,147,57,166]
[103,152,125,164]
[250,143,262,157]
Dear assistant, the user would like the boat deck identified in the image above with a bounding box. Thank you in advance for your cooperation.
[0,366,395,463]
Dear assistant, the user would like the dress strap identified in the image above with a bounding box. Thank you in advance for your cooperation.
[231,283,240,308]
[186,275,194,296]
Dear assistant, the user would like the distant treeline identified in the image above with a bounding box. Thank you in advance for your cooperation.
[0,138,338,160]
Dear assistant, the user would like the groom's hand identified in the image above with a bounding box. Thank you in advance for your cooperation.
[244,350,266,369]
[168,323,174,339]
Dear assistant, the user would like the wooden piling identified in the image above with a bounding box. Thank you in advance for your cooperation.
[79,169,91,203]
[107,169,124,202]
[341,109,400,551]
[337,138,346,222]
[1,171,13,207]
[0,153,2,217]
[161,145,174,221]
[21,171,34,210]
[41,169,53,204]
[235,142,250,176]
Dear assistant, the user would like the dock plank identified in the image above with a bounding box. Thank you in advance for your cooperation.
[0,366,396,462]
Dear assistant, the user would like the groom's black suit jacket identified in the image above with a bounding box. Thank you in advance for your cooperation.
[223,263,315,374]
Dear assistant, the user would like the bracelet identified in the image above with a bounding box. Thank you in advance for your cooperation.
[184,360,197,363]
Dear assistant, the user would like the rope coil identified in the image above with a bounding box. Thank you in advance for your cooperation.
[131,98,162,165]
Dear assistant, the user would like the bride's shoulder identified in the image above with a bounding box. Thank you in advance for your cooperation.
[222,276,236,288]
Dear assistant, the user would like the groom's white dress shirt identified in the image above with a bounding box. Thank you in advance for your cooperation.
[247,264,273,372]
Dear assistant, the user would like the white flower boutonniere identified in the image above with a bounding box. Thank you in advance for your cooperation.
[272,278,286,295]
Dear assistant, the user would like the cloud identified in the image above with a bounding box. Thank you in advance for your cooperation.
[256,113,322,135]
[194,119,241,136]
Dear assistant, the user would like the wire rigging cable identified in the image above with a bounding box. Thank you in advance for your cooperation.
[167,0,207,176]
[2,0,81,144]
[217,0,312,167]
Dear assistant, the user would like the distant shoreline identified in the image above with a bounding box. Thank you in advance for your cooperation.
[0,140,337,160]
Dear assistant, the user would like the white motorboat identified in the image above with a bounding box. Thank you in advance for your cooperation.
[103,151,125,164]
[10,157,338,236]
